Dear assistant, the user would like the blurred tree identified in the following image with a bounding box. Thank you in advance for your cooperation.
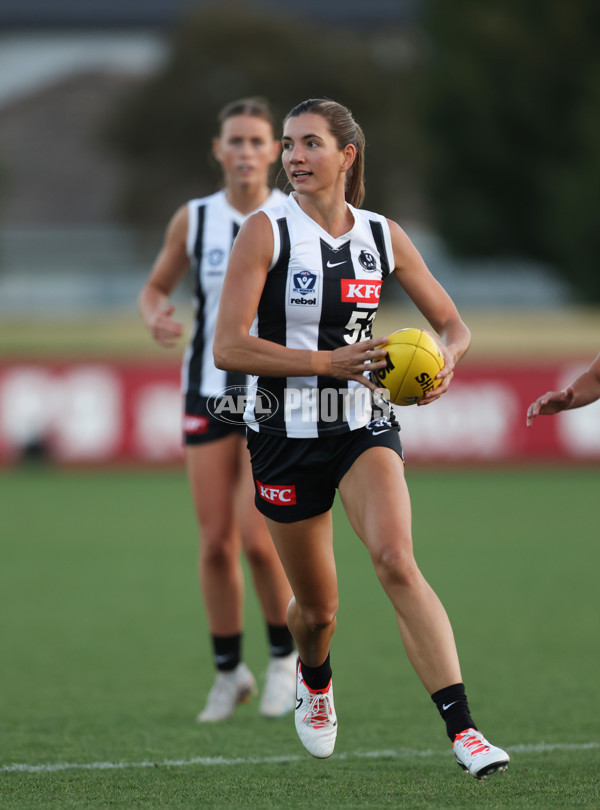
[418,0,600,300]
[104,2,419,226]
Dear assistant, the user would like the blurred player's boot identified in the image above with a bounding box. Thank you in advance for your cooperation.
[259,651,297,718]
[453,729,509,779]
[196,663,258,722]
[294,661,337,758]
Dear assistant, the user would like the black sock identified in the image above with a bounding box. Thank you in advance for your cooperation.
[431,682,477,742]
[211,633,241,672]
[266,623,295,658]
[299,653,332,691]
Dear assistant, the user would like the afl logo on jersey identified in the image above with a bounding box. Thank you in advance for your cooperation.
[359,250,377,272]
[290,270,318,307]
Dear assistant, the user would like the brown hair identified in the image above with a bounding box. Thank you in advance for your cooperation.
[217,97,276,135]
[284,99,366,208]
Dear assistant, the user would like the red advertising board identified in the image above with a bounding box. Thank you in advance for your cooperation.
[0,360,599,465]
[0,361,182,465]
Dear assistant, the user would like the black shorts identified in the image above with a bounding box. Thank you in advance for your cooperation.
[183,390,245,446]
[247,424,403,523]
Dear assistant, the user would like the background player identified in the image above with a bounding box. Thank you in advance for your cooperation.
[139,98,296,722]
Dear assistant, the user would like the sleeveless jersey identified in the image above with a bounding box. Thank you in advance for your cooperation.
[245,194,395,438]
[181,188,287,397]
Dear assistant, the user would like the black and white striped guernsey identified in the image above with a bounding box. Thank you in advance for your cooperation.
[245,194,395,438]
[181,188,287,397]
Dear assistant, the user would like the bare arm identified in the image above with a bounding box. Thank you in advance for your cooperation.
[526,352,600,426]
[213,213,388,387]
[388,219,471,404]
[138,205,189,348]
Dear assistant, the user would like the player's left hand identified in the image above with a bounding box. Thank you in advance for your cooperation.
[418,332,455,406]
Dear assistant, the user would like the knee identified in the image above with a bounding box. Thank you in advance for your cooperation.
[292,597,339,633]
[200,526,238,568]
[371,543,420,589]
[242,530,276,569]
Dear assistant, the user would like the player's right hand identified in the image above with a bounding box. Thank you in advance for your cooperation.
[149,304,184,348]
[526,386,575,427]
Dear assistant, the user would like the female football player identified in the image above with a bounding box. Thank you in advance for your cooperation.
[139,98,296,722]
[213,98,509,778]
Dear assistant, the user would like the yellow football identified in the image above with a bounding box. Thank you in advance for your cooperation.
[371,328,445,406]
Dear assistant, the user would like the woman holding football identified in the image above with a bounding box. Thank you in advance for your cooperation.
[214,98,509,778]
[139,98,296,723]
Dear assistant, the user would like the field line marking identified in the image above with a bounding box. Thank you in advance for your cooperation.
[3,741,599,774]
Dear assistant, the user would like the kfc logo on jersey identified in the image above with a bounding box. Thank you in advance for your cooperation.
[290,270,318,306]
[183,414,209,434]
[257,481,297,505]
[341,279,382,303]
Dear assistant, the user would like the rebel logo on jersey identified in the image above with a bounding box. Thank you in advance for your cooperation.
[340,279,382,303]
[256,481,297,505]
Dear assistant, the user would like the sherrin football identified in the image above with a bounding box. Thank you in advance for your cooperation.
[372,328,445,406]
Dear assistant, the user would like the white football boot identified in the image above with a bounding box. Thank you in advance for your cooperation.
[196,662,257,722]
[453,728,510,779]
[259,652,297,718]
[294,662,338,758]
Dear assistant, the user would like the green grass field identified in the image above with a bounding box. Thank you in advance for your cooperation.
[1,466,599,809]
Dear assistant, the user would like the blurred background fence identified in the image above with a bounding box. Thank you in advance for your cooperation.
[1,0,599,465]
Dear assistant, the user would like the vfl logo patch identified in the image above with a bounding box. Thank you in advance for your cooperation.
[257,481,297,505]
[341,279,382,303]
[293,270,317,294]
[290,270,318,307]
[208,248,225,266]
[359,250,377,271]
[183,414,209,435]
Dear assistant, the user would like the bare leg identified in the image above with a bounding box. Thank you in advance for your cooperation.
[264,510,339,757]
[338,447,462,694]
[235,439,292,626]
[264,510,337,667]
[186,436,245,635]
